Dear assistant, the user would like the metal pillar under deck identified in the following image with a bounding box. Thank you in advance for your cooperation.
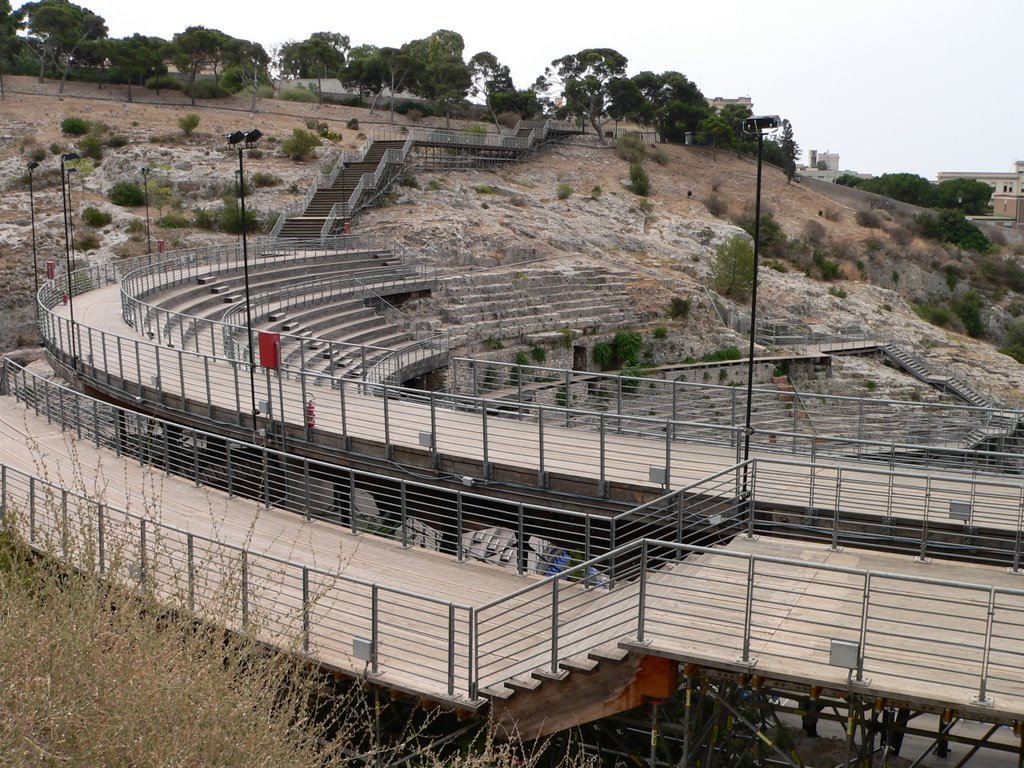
[564,668,1024,768]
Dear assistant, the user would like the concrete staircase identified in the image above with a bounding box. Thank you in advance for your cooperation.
[880,344,995,407]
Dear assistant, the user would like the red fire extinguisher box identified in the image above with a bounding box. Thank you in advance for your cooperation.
[258,331,280,369]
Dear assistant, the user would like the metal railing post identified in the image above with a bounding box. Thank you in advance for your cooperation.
[370,584,379,674]
[447,603,456,696]
[740,556,755,664]
[637,541,648,642]
[302,566,310,653]
[550,575,560,674]
[977,587,996,705]
[241,550,249,628]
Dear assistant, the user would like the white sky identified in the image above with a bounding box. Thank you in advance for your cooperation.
[83,0,1022,179]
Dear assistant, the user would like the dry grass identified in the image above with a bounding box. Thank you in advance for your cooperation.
[0,528,355,767]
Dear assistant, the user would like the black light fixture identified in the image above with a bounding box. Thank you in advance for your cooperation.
[26,161,40,320]
[740,115,781,468]
[60,152,80,370]
[141,167,152,253]
[228,128,263,437]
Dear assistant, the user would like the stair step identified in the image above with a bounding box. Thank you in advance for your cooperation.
[224,294,243,303]
[531,667,569,682]
[197,275,216,285]
[479,684,515,700]
[210,285,228,294]
[587,645,630,663]
[268,311,286,322]
[559,657,599,674]
[281,322,299,331]
[507,676,542,692]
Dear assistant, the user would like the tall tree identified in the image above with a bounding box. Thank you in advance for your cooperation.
[718,102,753,157]
[341,43,383,100]
[933,178,993,215]
[0,0,21,99]
[221,37,270,110]
[171,25,222,106]
[779,119,799,183]
[279,32,348,103]
[699,113,732,160]
[547,48,628,142]
[20,0,107,92]
[106,34,165,102]
[405,29,470,128]
[468,51,513,128]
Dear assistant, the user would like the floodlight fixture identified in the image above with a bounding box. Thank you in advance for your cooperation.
[742,115,781,135]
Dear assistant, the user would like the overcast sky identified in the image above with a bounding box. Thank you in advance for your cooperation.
[84,0,1022,179]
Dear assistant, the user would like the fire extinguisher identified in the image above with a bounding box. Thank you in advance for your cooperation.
[305,398,316,428]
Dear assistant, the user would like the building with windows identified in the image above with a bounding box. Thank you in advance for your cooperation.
[706,95,752,112]
[936,162,1024,198]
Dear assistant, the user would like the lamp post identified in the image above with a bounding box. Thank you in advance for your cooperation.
[60,152,80,370]
[740,115,781,470]
[228,128,263,437]
[141,167,152,253]
[26,161,40,319]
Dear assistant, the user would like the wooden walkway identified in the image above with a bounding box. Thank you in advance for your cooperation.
[6,390,1024,725]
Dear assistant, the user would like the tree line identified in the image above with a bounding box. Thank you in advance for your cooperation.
[0,0,798,167]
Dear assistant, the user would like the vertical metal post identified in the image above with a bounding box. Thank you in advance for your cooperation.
[831,468,843,551]
[400,481,408,547]
[226,443,234,496]
[537,404,546,487]
[187,533,195,612]
[97,503,105,574]
[599,412,607,495]
[139,518,146,586]
[29,476,35,544]
[481,405,490,478]
[302,566,310,653]
[370,584,379,674]
[550,575,560,674]
[447,603,456,696]
[977,587,996,705]
[664,421,673,488]
[61,489,68,559]
[382,384,392,459]
[456,494,464,561]
[241,550,249,628]
[741,556,756,663]
[637,541,648,642]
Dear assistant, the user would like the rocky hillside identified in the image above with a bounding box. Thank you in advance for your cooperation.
[3,75,1024,405]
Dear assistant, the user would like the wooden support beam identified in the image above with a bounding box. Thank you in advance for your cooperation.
[493,653,678,741]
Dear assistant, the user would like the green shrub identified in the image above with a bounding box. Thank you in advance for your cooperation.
[78,134,103,162]
[61,117,89,136]
[612,330,643,367]
[281,128,320,160]
[77,233,100,251]
[700,346,741,363]
[126,219,145,235]
[650,147,669,166]
[27,146,46,162]
[252,172,281,188]
[483,336,503,350]
[178,113,200,137]
[812,249,842,281]
[556,182,573,200]
[156,213,191,228]
[828,285,848,299]
[593,342,615,370]
[474,184,495,194]
[108,181,145,207]
[105,134,128,148]
[864,380,878,391]
[81,207,112,227]
[704,195,727,216]
[144,74,181,91]
[514,351,529,367]
[346,118,359,130]
[590,185,602,199]
[218,197,258,234]
[49,142,62,155]
[638,198,654,215]
[190,80,229,99]
[399,176,419,189]
[629,163,649,196]
[529,345,547,364]
[427,179,443,191]
[710,235,755,300]
[653,326,668,339]
[192,208,217,230]
[669,296,691,320]
[615,133,646,163]
[279,86,318,103]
